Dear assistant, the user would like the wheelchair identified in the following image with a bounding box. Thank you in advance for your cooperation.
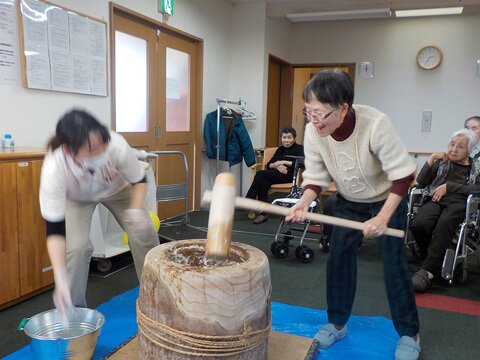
[267,155,327,263]
[405,184,480,284]
[270,197,323,263]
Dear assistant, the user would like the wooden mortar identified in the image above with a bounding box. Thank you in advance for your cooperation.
[137,240,272,359]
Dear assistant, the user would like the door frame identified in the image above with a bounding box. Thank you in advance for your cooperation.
[266,55,355,145]
[266,55,294,148]
[109,3,204,209]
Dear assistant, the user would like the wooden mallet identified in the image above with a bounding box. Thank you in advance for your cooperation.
[202,191,405,238]
[204,173,237,259]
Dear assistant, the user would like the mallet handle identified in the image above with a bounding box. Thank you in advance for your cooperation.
[202,190,405,238]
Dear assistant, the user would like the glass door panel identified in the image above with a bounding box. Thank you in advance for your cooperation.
[111,11,157,151]
[166,47,190,132]
[115,31,148,132]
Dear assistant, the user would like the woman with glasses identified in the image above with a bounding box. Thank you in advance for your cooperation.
[286,70,420,360]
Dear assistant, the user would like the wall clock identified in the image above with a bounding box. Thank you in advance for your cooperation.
[416,45,442,70]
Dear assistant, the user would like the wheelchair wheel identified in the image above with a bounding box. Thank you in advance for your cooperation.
[295,245,306,259]
[271,241,280,253]
[297,247,314,263]
[272,242,289,259]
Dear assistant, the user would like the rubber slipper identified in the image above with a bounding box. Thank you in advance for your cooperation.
[395,335,421,360]
[314,323,347,348]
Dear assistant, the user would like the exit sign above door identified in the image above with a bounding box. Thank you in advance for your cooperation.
[159,0,173,15]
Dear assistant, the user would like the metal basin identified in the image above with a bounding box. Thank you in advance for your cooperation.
[19,307,105,360]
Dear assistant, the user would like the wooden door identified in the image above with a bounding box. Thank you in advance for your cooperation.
[110,6,202,220]
[0,162,19,305]
[111,13,158,151]
[155,32,196,219]
[266,59,281,147]
[266,56,294,148]
[17,160,53,296]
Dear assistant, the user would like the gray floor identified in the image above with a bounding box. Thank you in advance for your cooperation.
[1,209,480,359]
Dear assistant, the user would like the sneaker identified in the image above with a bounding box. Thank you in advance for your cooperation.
[395,335,421,360]
[253,214,268,224]
[313,323,347,348]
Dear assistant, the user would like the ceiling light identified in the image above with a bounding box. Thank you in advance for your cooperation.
[395,7,463,18]
[287,8,391,22]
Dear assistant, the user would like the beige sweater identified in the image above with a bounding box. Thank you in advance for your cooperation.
[301,105,416,203]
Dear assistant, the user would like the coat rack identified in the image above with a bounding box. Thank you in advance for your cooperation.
[215,98,242,175]
[214,98,256,195]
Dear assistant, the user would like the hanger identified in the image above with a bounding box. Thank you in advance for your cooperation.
[221,106,234,118]
[238,100,257,120]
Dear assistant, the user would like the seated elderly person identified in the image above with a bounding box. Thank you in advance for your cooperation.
[246,125,304,224]
[464,115,480,158]
[410,128,480,292]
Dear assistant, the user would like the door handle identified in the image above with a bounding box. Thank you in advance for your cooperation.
[158,125,161,139]
[154,125,157,139]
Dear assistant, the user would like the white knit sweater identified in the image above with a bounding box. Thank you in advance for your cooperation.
[301,105,416,203]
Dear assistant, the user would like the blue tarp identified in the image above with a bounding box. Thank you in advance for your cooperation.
[5,287,139,360]
[5,286,400,360]
[271,302,399,360]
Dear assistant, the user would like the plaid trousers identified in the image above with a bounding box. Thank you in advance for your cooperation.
[327,193,419,337]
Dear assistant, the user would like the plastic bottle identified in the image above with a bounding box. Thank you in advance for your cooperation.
[2,134,14,147]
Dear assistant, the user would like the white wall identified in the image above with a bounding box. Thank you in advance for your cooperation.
[0,0,237,145]
[265,16,292,65]
[289,15,480,153]
[0,0,242,202]
[3,1,479,204]
[202,2,268,195]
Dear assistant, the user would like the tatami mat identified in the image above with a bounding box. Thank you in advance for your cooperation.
[102,331,320,360]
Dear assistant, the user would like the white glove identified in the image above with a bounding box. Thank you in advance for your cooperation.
[125,209,151,234]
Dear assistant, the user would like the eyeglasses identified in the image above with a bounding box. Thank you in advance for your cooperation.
[301,108,335,122]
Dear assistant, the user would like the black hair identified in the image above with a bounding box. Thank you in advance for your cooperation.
[280,125,296,139]
[47,109,111,154]
[302,69,354,111]
[464,116,480,127]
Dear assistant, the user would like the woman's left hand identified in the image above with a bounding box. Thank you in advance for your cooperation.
[431,184,447,202]
[276,164,288,174]
[363,215,388,237]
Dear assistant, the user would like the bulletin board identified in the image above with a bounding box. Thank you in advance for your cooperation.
[17,0,108,96]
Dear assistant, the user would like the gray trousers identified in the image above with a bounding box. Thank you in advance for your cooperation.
[65,186,159,307]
